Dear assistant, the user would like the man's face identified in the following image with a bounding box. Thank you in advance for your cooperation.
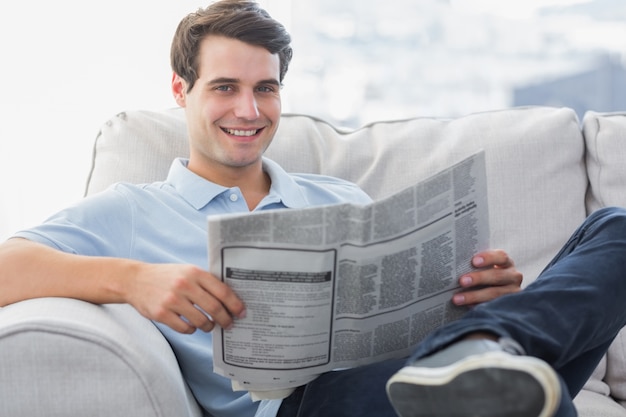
[173,35,282,182]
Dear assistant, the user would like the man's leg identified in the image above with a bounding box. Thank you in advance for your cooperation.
[386,206,626,417]
[277,354,577,417]
[277,358,405,417]
[386,338,572,417]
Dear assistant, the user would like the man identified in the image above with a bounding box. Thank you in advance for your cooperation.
[1,1,625,416]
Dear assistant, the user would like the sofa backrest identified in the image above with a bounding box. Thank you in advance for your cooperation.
[86,106,588,286]
[580,110,626,415]
[583,111,626,212]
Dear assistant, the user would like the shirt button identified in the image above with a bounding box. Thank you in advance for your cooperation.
[229,193,239,202]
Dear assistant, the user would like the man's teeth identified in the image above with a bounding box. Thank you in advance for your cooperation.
[225,128,258,137]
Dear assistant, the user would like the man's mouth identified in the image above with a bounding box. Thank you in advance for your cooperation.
[222,128,262,137]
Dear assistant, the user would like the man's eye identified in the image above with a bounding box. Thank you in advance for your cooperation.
[215,85,233,92]
[257,86,275,93]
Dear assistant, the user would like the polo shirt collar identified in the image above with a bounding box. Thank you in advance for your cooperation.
[262,158,310,209]
[166,158,310,210]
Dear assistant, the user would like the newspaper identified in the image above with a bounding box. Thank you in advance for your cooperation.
[208,151,489,400]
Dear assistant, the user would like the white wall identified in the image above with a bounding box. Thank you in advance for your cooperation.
[0,1,289,241]
[0,2,209,240]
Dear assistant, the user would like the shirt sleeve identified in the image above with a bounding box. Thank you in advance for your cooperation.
[291,173,373,206]
[13,186,135,258]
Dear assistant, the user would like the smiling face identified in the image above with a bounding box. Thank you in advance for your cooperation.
[172,35,282,185]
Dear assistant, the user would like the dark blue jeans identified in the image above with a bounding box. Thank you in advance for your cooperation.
[277,207,626,417]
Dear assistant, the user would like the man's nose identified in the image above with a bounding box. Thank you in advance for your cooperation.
[233,91,260,120]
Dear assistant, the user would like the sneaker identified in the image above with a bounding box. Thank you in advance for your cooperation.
[386,339,561,417]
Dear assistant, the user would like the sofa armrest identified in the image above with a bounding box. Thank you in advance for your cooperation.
[0,297,201,417]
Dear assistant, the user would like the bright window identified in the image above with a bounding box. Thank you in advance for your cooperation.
[0,0,623,239]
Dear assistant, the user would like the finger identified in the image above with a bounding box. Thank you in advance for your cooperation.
[152,307,197,334]
[198,275,247,319]
[169,268,245,330]
[453,283,521,306]
[473,249,514,268]
[191,295,235,331]
[178,302,219,332]
[463,266,523,288]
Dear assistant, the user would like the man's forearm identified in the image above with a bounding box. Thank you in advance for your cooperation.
[0,238,137,307]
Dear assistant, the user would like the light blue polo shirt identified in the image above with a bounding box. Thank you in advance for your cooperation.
[15,157,372,417]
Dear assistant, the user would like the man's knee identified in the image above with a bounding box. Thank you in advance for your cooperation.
[584,206,626,238]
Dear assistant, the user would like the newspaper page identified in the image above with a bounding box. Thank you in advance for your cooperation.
[208,151,489,399]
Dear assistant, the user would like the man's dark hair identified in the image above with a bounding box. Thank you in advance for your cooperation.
[171,0,293,91]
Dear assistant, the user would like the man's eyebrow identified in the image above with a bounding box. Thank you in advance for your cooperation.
[257,78,281,86]
[208,77,239,85]
[207,77,281,86]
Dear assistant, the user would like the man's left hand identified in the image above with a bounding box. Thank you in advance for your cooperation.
[452,249,523,306]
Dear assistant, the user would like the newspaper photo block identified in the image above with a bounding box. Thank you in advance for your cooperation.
[208,151,489,399]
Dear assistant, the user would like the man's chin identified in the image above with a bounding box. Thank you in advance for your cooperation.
[225,155,264,169]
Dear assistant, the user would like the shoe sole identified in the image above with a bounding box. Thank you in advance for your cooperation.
[386,351,561,417]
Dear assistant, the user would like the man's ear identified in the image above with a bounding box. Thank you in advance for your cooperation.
[172,72,187,107]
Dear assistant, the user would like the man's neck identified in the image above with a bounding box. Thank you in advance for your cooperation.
[188,158,271,211]
[239,170,271,210]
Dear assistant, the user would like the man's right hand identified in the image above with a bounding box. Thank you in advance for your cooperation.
[126,263,246,334]
[0,238,246,334]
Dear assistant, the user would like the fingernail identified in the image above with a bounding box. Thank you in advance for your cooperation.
[460,275,472,286]
[473,256,484,266]
[453,294,465,305]
[237,309,247,319]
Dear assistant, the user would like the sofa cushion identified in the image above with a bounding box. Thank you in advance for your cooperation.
[607,327,626,409]
[574,326,626,416]
[86,110,189,195]
[583,111,626,213]
[573,352,626,417]
[87,106,586,286]
[581,111,626,413]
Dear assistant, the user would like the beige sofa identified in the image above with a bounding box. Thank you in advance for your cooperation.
[1,106,625,416]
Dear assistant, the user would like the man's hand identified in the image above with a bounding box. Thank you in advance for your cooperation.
[126,263,246,334]
[0,239,244,335]
[452,249,523,307]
